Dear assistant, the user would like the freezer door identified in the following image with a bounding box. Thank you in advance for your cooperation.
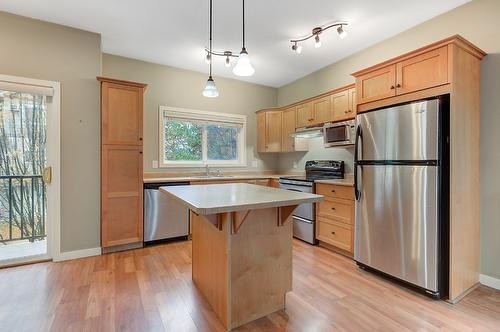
[356,99,439,161]
[354,165,439,292]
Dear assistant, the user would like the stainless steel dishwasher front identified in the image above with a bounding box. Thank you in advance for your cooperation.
[144,182,190,243]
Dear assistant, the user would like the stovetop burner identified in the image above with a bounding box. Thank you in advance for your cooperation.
[279,160,344,183]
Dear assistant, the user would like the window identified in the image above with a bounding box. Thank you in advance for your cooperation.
[159,106,246,167]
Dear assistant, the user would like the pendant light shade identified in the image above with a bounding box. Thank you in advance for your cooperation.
[202,76,219,98]
[233,48,255,77]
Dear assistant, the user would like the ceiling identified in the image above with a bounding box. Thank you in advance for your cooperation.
[0,0,470,87]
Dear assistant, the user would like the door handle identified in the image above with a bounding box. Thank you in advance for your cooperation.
[354,125,362,201]
[43,166,52,184]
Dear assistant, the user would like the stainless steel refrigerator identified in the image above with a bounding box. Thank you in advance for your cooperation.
[354,96,449,299]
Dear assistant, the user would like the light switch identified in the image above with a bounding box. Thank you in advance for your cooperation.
[252,160,259,167]
[293,162,298,169]
[152,160,158,169]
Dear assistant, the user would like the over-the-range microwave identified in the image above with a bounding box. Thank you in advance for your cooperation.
[323,119,356,147]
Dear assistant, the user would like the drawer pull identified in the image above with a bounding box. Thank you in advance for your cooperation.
[331,207,336,210]
[331,231,336,235]
[331,190,336,193]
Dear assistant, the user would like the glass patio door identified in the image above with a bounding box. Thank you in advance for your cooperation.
[0,88,49,265]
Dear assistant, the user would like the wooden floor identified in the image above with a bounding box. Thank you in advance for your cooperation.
[1,240,499,332]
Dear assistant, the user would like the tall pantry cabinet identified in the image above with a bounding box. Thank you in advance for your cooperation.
[97,77,147,253]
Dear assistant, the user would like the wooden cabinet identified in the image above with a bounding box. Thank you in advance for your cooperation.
[348,88,356,116]
[296,102,313,128]
[356,64,396,104]
[396,46,448,95]
[316,183,355,255]
[257,108,307,153]
[257,110,282,152]
[98,77,147,252]
[355,46,449,105]
[331,90,349,121]
[281,107,297,152]
[311,96,332,125]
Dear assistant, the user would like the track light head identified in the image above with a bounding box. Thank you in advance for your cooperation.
[337,25,347,39]
[292,43,302,54]
[314,34,322,48]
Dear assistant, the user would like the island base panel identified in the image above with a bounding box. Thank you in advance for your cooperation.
[191,207,293,330]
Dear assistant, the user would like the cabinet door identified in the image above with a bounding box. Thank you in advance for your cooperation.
[257,112,266,153]
[331,90,350,121]
[102,82,144,145]
[396,46,448,95]
[348,88,357,118]
[356,64,396,104]
[265,111,282,152]
[282,107,296,152]
[311,96,332,125]
[101,145,143,248]
[296,102,312,128]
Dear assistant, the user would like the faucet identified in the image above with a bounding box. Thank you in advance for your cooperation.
[205,164,210,176]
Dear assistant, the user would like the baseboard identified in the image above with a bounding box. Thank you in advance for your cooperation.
[53,247,102,262]
[480,274,500,291]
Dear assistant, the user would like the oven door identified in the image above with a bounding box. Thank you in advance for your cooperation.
[279,182,314,220]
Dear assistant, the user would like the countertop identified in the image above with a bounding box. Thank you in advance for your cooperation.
[160,183,323,215]
[144,174,284,184]
[314,178,354,187]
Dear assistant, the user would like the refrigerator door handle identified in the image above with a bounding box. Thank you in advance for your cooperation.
[354,124,363,201]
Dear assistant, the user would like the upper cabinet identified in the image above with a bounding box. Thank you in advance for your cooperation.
[311,96,332,125]
[296,101,313,128]
[282,107,297,152]
[256,84,355,153]
[354,45,449,106]
[257,107,307,153]
[101,81,144,145]
[257,109,282,153]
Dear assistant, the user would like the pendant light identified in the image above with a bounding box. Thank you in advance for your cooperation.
[202,0,219,98]
[232,0,255,77]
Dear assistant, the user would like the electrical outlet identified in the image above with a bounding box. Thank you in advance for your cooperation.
[152,160,158,169]
[293,161,298,169]
[251,160,259,168]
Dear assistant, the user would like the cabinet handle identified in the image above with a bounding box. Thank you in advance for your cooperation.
[396,83,402,88]
[390,85,395,90]
[139,151,143,154]
[139,137,143,141]
[308,118,314,121]
[331,231,336,235]
[331,207,336,210]
[331,189,336,193]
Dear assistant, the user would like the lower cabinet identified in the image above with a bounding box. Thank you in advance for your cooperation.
[101,145,143,249]
[315,183,355,255]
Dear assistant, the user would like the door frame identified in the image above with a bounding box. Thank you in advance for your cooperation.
[0,74,61,263]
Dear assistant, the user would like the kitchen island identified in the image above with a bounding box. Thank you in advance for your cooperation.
[160,183,322,330]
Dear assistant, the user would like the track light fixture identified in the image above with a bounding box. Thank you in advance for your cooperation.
[290,22,348,53]
[202,0,255,83]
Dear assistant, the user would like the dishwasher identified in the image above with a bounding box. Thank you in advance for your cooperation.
[144,182,190,243]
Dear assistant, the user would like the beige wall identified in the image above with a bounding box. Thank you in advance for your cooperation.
[0,12,102,252]
[277,0,500,279]
[102,54,278,174]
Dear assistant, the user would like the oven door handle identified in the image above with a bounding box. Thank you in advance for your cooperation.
[285,188,303,193]
[293,215,313,224]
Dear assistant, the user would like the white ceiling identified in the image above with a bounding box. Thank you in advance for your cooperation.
[0,0,470,87]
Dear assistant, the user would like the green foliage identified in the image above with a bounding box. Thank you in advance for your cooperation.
[164,120,202,161]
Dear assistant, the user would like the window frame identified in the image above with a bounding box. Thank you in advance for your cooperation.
[158,106,247,168]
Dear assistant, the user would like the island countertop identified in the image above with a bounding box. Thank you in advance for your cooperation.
[160,183,323,215]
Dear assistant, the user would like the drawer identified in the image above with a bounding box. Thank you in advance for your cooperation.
[316,183,354,200]
[317,198,354,224]
[254,179,270,187]
[316,220,352,252]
